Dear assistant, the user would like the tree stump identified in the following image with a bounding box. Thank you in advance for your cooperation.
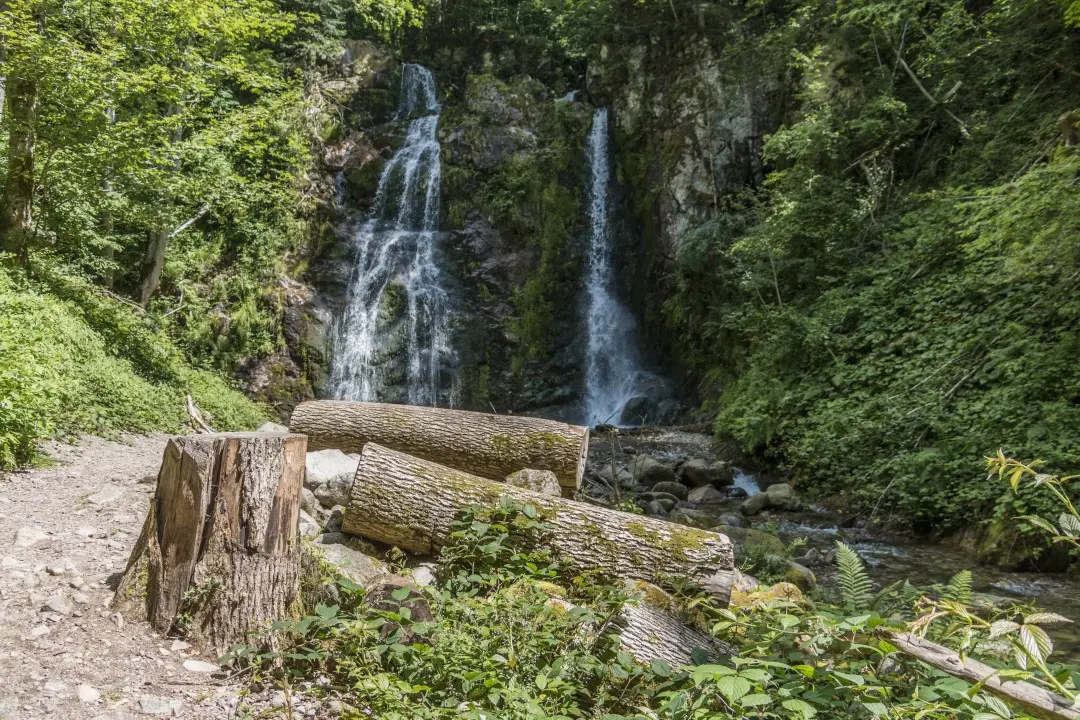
[289,400,589,495]
[343,443,734,602]
[113,433,306,654]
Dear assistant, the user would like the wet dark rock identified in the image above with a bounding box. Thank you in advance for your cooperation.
[630,455,677,486]
[679,459,734,488]
[649,481,688,501]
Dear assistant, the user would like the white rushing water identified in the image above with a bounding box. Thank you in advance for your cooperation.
[582,108,656,426]
[330,64,452,406]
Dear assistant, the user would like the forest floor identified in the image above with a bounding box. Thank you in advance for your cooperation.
[0,435,291,719]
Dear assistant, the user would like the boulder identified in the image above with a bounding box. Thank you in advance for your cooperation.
[319,543,389,587]
[687,485,726,504]
[506,469,561,497]
[712,512,749,529]
[595,464,634,489]
[669,508,718,528]
[644,500,667,517]
[765,483,799,510]
[313,472,354,509]
[298,510,321,538]
[740,492,771,516]
[629,456,676,487]
[305,449,360,489]
[713,526,787,557]
[649,481,688,501]
[257,421,290,433]
[678,459,735,488]
[784,561,817,590]
[732,569,760,593]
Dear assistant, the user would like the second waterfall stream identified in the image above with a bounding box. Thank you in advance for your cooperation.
[582,108,656,426]
[330,64,454,406]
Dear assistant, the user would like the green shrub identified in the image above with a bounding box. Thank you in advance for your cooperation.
[0,267,265,468]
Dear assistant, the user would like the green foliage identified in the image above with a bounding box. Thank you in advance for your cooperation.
[0,266,264,467]
[231,497,1080,719]
[658,0,1080,536]
[835,541,872,608]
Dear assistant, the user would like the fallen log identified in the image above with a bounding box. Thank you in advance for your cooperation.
[888,632,1080,720]
[290,400,589,494]
[113,433,306,654]
[343,443,734,602]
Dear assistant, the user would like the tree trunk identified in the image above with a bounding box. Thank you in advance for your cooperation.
[616,602,731,666]
[888,632,1080,720]
[138,113,182,305]
[290,400,589,494]
[343,443,734,602]
[0,72,38,260]
[113,432,306,654]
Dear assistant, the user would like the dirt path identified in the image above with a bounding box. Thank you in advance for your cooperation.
[0,435,244,719]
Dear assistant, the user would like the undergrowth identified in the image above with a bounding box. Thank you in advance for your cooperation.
[231,491,1080,719]
[0,265,266,467]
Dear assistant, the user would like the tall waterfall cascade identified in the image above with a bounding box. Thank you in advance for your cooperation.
[329,64,453,406]
[582,108,660,426]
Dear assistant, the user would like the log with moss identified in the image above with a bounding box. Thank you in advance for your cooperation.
[343,443,734,602]
[289,400,589,494]
[112,432,306,654]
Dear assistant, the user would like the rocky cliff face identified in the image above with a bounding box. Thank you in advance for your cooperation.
[586,35,777,349]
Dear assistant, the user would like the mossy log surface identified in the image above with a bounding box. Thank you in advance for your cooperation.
[290,400,589,492]
[343,443,734,603]
[112,433,306,654]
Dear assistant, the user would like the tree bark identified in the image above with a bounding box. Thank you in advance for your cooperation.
[343,443,734,603]
[0,71,38,260]
[290,400,589,494]
[113,433,306,654]
[615,602,731,667]
[888,632,1080,720]
[138,111,182,305]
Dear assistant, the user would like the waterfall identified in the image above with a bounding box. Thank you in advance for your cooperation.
[582,108,656,426]
[329,64,452,406]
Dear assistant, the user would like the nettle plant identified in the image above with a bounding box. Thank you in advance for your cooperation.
[226,493,1078,720]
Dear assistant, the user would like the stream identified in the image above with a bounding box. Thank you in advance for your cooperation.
[588,427,1080,663]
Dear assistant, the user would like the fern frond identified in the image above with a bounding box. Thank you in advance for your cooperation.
[835,541,872,608]
[943,570,972,605]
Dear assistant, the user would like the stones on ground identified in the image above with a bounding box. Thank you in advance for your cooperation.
[88,484,124,505]
[28,625,51,638]
[73,592,90,605]
[715,526,787,557]
[409,563,437,587]
[765,482,799,510]
[686,485,726,504]
[138,695,183,716]
[43,593,75,615]
[1,555,19,569]
[257,421,290,433]
[75,525,106,539]
[733,569,760,593]
[740,492,771,516]
[300,487,321,517]
[318,543,389,587]
[298,510,321,538]
[170,639,191,652]
[505,468,561,496]
[313,472,354,509]
[644,500,667,517]
[678,459,734,488]
[182,659,219,673]
[595,464,634,490]
[14,527,49,548]
[629,456,676,487]
[42,680,71,697]
[46,558,75,576]
[78,684,102,704]
[305,449,359,489]
[784,560,817,590]
[325,506,345,533]
[712,511,749,529]
[648,481,688,501]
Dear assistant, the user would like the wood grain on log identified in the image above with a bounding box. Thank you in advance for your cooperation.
[290,400,589,493]
[343,443,734,603]
[113,433,305,654]
[888,632,1080,720]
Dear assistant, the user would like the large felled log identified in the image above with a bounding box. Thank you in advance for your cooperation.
[888,633,1080,720]
[343,443,734,602]
[113,433,306,654]
[290,400,589,493]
